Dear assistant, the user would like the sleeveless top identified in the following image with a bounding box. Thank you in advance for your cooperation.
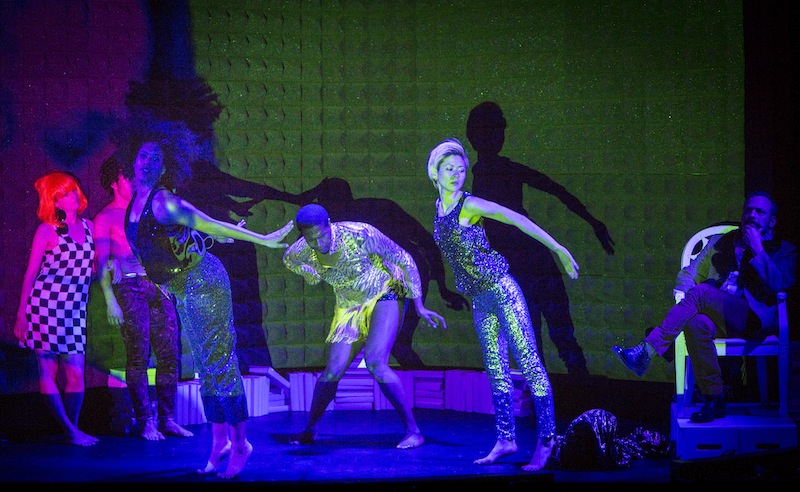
[25,218,95,354]
[433,192,508,296]
[124,186,207,284]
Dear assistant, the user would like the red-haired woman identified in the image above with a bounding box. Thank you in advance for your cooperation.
[14,171,99,446]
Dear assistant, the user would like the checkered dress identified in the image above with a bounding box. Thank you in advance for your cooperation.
[25,219,95,354]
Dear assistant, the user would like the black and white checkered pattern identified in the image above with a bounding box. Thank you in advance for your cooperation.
[25,219,94,354]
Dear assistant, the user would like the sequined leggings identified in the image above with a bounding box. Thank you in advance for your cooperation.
[166,253,248,425]
[472,274,556,441]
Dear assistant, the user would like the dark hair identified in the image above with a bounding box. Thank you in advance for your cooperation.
[296,204,329,230]
[99,155,122,193]
[125,76,222,141]
[745,190,778,217]
[112,114,201,190]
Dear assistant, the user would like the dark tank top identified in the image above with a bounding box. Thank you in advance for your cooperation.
[125,186,207,284]
[433,192,508,296]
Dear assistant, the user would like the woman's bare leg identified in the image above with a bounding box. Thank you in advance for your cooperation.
[219,421,252,479]
[474,439,518,464]
[37,353,97,446]
[197,422,231,474]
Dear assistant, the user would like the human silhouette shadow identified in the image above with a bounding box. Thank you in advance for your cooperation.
[120,0,306,373]
[298,177,469,368]
[467,101,616,377]
[177,159,304,371]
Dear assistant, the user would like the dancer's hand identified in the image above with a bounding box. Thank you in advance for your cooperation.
[555,246,579,280]
[260,220,295,249]
[414,299,447,329]
[214,220,247,244]
[13,313,29,346]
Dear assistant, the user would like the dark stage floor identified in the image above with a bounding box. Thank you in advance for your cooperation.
[0,408,682,489]
[3,371,800,489]
[3,410,797,490]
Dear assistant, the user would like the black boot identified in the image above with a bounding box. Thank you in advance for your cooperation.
[690,394,726,423]
[612,341,651,377]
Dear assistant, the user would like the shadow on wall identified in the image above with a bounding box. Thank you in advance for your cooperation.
[179,158,304,372]
[467,101,616,377]
[116,0,307,374]
[299,177,470,368]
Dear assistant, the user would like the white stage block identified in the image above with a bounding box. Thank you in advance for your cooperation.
[243,375,270,417]
[175,379,206,425]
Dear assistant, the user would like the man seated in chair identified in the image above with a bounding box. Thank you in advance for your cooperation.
[612,191,796,423]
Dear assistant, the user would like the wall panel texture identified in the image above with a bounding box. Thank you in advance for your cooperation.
[186,0,745,381]
[0,1,744,386]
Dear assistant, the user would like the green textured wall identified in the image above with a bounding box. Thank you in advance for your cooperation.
[188,0,744,382]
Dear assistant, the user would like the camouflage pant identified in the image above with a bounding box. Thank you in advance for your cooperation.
[115,276,180,422]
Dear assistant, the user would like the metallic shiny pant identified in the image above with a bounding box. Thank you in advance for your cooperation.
[472,274,556,441]
[166,253,248,425]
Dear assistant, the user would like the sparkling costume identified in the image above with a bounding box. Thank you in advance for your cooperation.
[126,187,247,425]
[553,408,672,470]
[433,192,555,441]
[25,219,94,354]
[283,221,423,343]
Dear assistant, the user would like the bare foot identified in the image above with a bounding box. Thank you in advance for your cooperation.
[474,439,518,465]
[289,429,315,445]
[219,440,253,480]
[66,428,99,447]
[159,419,193,438]
[197,440,232,474]
[139,419,165,441]
[521,437,554,472]
[396,431,424,449]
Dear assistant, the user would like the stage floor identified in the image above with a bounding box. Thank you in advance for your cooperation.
[0,408,680,489]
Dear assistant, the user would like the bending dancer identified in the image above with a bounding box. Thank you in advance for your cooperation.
[613,191,795,422]
[426,138,579,471]
[95,156,193,440]
[283,204,447,449]
[119,120,294,478]
[14,171,99,446]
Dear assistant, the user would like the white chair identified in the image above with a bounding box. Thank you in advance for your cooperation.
[674,224,790,417]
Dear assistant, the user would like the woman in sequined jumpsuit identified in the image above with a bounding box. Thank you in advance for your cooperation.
[120,120,294,479]
[283,204,447,449]
[427,138,580,472]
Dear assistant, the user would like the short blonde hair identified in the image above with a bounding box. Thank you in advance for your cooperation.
[426,138,468,188]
